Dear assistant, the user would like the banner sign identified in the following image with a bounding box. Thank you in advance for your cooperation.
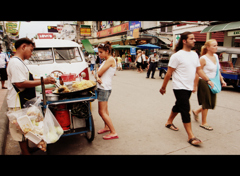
[97,22,129,38]
[80,28,91,36]
[130,47,136,55]
[129,21,141,30]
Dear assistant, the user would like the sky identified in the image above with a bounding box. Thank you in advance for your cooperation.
[19,21,61,38]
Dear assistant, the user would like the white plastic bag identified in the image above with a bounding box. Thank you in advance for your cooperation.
[43,106,64,144]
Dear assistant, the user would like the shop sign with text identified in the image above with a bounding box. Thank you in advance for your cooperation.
[97,22,129,38]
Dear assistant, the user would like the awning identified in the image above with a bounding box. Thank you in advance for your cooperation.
[201,21,240,33]
[112,44,138,50]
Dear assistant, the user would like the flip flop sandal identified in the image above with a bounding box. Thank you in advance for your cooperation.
[97,129,110,134]
[103,134,119,140]
[200,124,213,131]
[165,124,179,131]
[188,137,202,146]
[192,110,199,122]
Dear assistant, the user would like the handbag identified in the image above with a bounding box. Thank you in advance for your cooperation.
[208,56,221,94]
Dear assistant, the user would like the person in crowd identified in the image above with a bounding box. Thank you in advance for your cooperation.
[159,32,214,146]
[0,46,9,89]
[89,54,96,75]
[146,51,159,79]
[117,55,123,71]
[96,41,118,140]
[141,51,146,70]
[7,38,55,155]
[192,39,227,131]
[135,49,143,73]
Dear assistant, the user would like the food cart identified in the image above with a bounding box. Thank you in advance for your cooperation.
[217,46,240,90]
[40,76,97,144]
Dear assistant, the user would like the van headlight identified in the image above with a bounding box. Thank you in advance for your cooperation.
[81,72,86,78]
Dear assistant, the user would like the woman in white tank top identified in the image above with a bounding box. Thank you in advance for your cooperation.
[192,39,226,131]
[96,41,118,140]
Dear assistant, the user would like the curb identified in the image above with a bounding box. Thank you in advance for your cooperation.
[0,93,9,155]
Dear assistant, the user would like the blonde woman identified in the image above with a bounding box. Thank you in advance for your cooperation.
[192,39,227,131]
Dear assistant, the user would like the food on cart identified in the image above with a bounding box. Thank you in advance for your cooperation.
[37,140,47,152]
[72,80,96,90]
[27,106,44,122]
[53,85,70,93]
[17,115,34,134]
[53,80,96,93]
[25,131,42,144]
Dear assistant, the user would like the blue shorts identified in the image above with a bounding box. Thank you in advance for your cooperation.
[97,88,112,102]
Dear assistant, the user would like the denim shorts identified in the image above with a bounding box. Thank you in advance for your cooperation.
[97,88,112,102]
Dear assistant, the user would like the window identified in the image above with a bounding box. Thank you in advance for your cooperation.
[26,48,54,65]
[54,47,83,63]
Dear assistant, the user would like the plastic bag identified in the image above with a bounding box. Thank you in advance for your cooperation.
[43,106,64,144]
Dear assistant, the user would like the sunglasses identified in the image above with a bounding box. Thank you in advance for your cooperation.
[98,43,105,47]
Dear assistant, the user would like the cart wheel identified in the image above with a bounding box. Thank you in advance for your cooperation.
[85,114,95,142]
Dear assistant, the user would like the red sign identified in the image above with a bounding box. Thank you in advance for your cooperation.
[38,33,53,39]
[97,22,129,38]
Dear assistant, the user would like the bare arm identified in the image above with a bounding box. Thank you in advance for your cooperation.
[14,77,55,88]
[159,66,175,95]
[96,57,115,84]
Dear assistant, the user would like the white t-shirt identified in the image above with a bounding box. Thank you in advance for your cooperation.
[168,50,200,91]
[7,57,29,108]
[201,54,220,79]
[0,52,9,68]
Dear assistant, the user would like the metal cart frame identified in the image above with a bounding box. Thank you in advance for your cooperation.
[41,77,97,143]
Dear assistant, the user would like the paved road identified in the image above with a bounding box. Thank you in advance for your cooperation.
[4,69,240,155]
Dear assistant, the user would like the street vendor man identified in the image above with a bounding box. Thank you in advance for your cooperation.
[7,38,55,155]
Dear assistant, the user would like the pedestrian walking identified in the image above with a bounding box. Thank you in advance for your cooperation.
[192,39,227,131]
[117,55,123,71]
[135,49,143,73]
[89,54,96,75]
[0,46,9,89]
[159,32,214,146]
[141,51,146,70]
[146,51,159,79]
[96,41,118,140]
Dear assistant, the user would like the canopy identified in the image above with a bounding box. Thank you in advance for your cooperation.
[112,44,138,50]
[136,43,161,49]
[201,21,240,33]
[217,46,240,54]
[81,39,95,54]
[93,48,98,53]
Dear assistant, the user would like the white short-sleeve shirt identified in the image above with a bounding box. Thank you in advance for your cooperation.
[168,50,200,91]
[7,57,29,108]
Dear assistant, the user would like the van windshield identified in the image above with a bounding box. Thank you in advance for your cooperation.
[54,47,83,63]
[26,48,54,65]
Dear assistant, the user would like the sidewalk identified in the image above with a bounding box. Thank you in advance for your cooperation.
[0,88,8,155]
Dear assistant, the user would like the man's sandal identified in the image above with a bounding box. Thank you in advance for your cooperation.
[165,124,179,131]
[188,137,202,146]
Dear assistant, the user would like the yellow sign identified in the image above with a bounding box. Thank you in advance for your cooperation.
[6,23,18,33]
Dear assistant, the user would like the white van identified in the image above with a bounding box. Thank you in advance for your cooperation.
[24,39,89,80]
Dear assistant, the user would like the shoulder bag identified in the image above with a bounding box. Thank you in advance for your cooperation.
[208,56,221,94]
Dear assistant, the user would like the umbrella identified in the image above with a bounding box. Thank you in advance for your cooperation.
[136,43,161,49]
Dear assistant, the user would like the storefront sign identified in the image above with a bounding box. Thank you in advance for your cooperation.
[129,21,141,30]
[130,47,136,55]
[228,30,240,36]
[97,22,129,38]
[80,28,91,36]
[48,26,58,33]
[6,22,18,33]
[38,33,53,39]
